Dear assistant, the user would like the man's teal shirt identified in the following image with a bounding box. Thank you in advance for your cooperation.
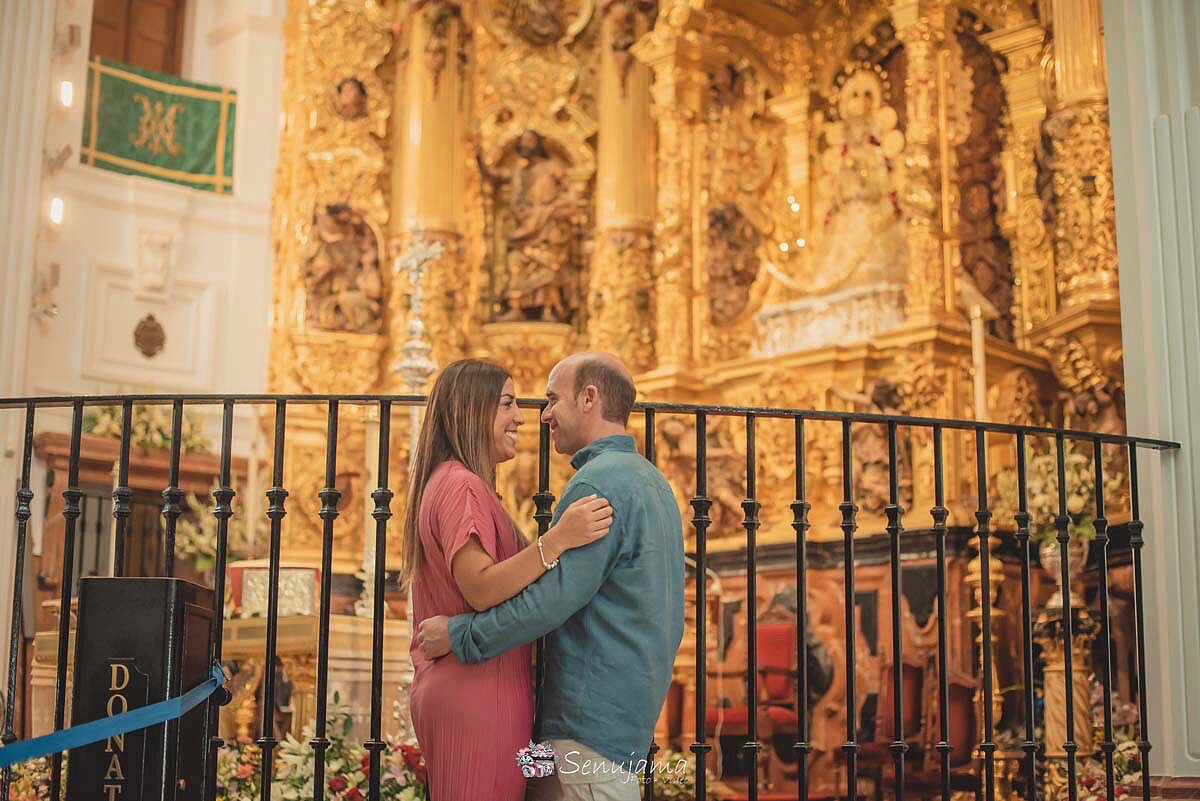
[447,434,685,767]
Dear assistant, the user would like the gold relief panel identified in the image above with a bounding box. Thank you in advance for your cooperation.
[474,321,577,397]
[655,412,748,547]
[1042,335,1125,436]
[285,0,392,225]
[271,0,395,394]
[290,332,388,396]
[987,366,1052,427]
[480,0,596,51]
[474,0,598,127]
[697,36,783,362]
[960,0,1036,29]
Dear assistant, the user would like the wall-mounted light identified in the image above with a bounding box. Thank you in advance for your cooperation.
[59,80,74,108]
[49,197,64,225]
[778,242,789,253]
[795,237,807,248]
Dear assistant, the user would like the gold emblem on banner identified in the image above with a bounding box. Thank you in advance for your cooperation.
[130,94,184,156]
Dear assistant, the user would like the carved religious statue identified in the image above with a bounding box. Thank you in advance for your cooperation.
[1069,381,1124,436]
[495,0,566,46]
[480,129,581,323]
[811,70,907,294]
[302,204,384,335]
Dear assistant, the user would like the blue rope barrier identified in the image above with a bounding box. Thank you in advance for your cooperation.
[0,663,226,769]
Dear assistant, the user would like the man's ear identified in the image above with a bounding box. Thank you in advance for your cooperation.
[581,385,600,413]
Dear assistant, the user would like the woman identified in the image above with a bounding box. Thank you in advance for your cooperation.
[402,359,612,801]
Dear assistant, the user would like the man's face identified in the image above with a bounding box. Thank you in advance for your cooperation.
[541,363,586,455]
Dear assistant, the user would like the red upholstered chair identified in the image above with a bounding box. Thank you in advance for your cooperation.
[908,669,981,800]
[840,656,926,801]
[704,621,800,790]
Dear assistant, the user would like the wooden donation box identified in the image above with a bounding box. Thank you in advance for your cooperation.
[66,578,215,801]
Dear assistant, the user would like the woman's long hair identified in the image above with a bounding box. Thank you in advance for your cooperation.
[400,359,510,584]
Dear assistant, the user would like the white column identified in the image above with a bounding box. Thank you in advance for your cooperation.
[1105,0,1200,784]
[0,0,55,696]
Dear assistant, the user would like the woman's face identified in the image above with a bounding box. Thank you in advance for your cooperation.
[491,377,525,463]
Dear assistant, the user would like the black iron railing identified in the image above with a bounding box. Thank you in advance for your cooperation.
[0,394,1181,801]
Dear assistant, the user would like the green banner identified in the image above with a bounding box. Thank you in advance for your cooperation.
[80,56,236,194]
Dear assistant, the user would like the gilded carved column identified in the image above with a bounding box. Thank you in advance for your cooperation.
[268,0,393,568]
[1034,611,1099,799]
[1044,0,1119,308]
[983,21,1055,344]
[390,1,468,370]
[632,2,708,373]
[892,0,956,325]
[589,0,657,371]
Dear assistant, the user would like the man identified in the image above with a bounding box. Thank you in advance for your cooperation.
[416,352,684,800]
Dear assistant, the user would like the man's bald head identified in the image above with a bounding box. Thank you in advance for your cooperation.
[555,352,636,425]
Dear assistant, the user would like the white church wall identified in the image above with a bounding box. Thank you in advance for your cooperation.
[0,0,286,695]
[0,0,56,718]
[1106,0,1200,783]
[24,0,286,447]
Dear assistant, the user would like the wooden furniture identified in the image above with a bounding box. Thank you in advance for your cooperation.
[705,621,802,791]
[851,657,927,801]
[32,431,248,625]
[907,669,981,800]
[25,432,247,737]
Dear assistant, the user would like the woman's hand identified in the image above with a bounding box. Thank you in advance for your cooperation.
[542,495,613,562]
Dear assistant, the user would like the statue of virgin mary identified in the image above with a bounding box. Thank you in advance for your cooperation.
[810,69,907,293]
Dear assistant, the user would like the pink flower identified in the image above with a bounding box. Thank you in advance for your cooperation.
[328,776,348,793]
[235,764,254,779]
[345,788,363,801]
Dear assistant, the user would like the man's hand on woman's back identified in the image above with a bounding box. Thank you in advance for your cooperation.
[417,615,452,659]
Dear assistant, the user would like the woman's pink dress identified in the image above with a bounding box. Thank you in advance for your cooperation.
[409,460,533,801]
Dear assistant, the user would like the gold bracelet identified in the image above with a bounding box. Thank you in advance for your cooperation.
[536,537,559,570]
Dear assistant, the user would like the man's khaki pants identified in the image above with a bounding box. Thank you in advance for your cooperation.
[526,740,641,801]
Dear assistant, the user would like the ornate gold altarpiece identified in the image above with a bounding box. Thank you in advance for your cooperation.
[266,0,1124,556]
[264,0,1127,792]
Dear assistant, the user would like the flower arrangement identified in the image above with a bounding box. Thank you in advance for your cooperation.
[1057,678,1143,801]
[4,705,425,801]
[274,695,427,801]
[639,748,714,801]
[172,482,266,573]
[991,440,1121,545]
[83,403,209,453]
[215,738,262,801]
[4,756,59,801]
